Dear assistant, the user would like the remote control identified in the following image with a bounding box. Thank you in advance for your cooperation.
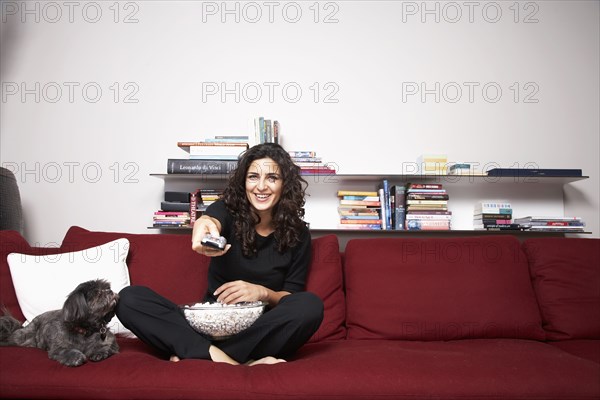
[201,234,227,250]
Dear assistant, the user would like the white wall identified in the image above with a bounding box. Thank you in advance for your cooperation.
[1,0,598,245]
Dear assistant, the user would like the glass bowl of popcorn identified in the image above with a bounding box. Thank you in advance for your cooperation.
[181,301,267,340]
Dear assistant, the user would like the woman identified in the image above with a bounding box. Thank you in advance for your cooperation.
[116,143,324,365]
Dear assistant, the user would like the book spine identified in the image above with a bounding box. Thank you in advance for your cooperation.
[474,208,512,214]
[474,213,512,219]
[190,190,199,224]
[289,151,318,158]
[474,219,513,224]
[407,220,451,230]
[382,180,391,230]
[167,159,238,174]
[406,194,449,200]
[188,147,245,156]
[340,219,382,224]
[378,188,387,230]
[273,121,279,144]
[391,185,405,230]
[339,200,381,207]
[406,200,448,205]
[254,118,261,146]
[154,211,189,216]
[178,142,248,147]
[337,190,379,197]
[407,183,443,189]
[474,224,522,230]
[337,224,382,230]
[406,214,452,220]
[476,202,512,209]
[265,120,272,143]
[259,117,265,144]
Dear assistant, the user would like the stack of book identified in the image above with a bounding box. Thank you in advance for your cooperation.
[289,151,336,175]
[513,216,586,232]
[199,189,223,208]
[189,188,224,224]
[405,183,452,230]
[152,211,190,228]
[167,137,248,174]
[417,154,448,175]
[337,190,382,230]
[254,117,279,144]
[473,201,519,230]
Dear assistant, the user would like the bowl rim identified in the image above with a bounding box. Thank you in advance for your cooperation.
[180,301,267,310]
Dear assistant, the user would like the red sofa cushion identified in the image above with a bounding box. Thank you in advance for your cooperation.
[306,234,346,342]
[523,238,600,340]
[61,227,345,343]
[61,226,209,305]
[0,230,65,321]
[344,236,545,341]
[547,340,600,364]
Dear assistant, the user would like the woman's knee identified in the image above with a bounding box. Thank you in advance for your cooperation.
[285,291,324,324]
[116,286,152,317]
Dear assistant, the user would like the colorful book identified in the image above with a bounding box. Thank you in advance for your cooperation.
[337,191,379,197]
[340,200,381,207]
[167,159,238,174]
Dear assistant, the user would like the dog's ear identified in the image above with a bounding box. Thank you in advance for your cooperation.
[62,288,90,327]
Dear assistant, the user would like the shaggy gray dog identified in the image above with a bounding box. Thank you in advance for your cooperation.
[0,279,119,367]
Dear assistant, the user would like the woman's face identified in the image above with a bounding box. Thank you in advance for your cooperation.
[245,157,283,215]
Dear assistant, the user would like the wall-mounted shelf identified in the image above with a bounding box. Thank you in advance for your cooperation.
[150,173,590,243]
[152,173,588,185]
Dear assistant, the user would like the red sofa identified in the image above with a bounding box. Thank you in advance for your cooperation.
[1,226,599,400]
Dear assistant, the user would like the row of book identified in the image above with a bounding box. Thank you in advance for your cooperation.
[473,201,586,232]
[254,117,279,145]
[335,182,451,231]
[167,135,248,174]
[337,190,382,230]
[405,183,451,231]
[289,150,336,175]
[166,116,282,175]
[514,216,586,232]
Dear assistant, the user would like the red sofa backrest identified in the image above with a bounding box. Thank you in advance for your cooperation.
[523,238,600,340]
[61,226,209,305]
[57,227,347,343]
[0,231,66,321]
[343,236,546,341]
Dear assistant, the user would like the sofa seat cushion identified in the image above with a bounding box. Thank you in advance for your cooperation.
[547,340,600,364]
[344,236,545,341]
[523,238,600,340]
[284,339,600,399]
[2,338,598,399]
[0,339,250,399]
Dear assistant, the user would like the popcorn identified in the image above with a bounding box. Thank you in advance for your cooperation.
[182,302,266,340]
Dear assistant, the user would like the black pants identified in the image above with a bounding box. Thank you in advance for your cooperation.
[116,286,324,363]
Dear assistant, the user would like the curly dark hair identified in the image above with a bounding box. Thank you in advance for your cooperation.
[221,143,308,257]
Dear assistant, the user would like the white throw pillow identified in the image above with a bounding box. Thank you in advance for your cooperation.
[7,238,132,336]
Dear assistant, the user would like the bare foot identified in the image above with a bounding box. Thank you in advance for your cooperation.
[246,356,287,366]
[170,355,180,362]
[209,345,240,365]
